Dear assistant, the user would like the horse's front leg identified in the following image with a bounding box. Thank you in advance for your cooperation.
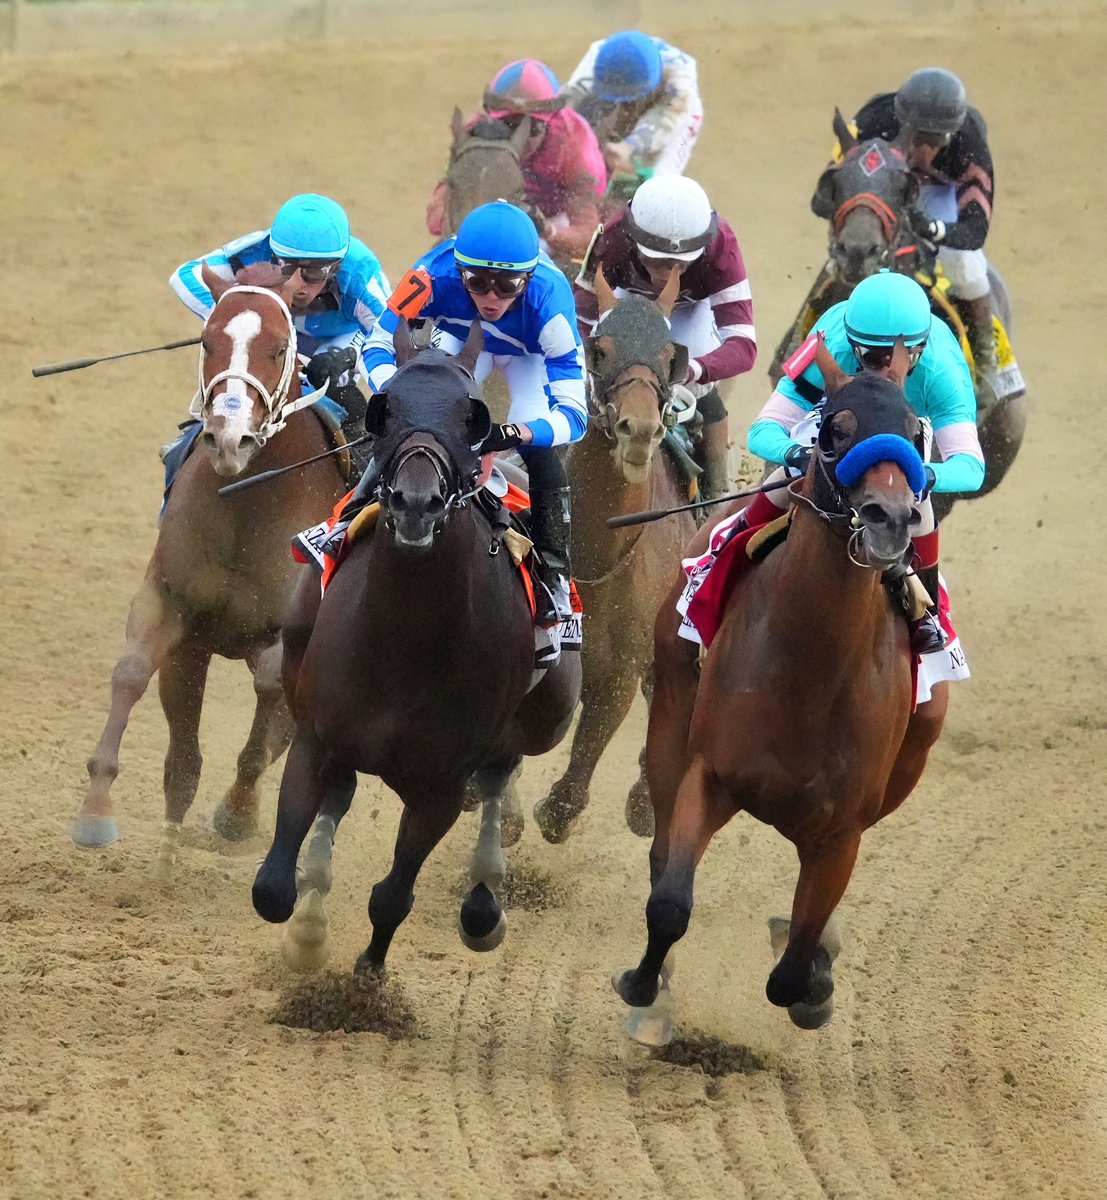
[534,655,639,844]
[459,760,519,952]
[153,638,213,879]
[212,640,294,842]
[624,666,655,838]
[879,683,948,822]
[253,728,348,925]
[75,576,184,847]
[766,825,862,1029]
[356,784,465,976]
[615,757,733,1013]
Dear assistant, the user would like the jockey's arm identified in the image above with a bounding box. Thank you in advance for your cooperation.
[923,323,985,493]
[362,307,401,393]
[686,248,757,385]
[169,250,234,319]
[563,40,602,106]
[526,302,589,448]
[542,176,605,261]
[747,387,810,465]
[625,50,703,175]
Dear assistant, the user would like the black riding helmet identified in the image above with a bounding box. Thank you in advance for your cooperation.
[893,68,968,135]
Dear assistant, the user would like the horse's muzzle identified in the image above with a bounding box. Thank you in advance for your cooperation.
[384,487,448,550]
[854,498,922,567]
[200,427,264,477]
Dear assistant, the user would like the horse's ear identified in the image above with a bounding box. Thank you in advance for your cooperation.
[594,265,617,318]
[455,319,485,377]
[232,261,291,298]
[584,333,613,375]
[832,107,858,152]
[657,265,681,320]
[394,318,418,366]
[508,116,532,157]
[202,261,234,302]
[450,106,465,144]
[887,337,910,388]
[811,166,840,219]
[815,333,852,395]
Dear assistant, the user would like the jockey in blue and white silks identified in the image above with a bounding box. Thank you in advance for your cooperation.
[744,270,983,654]
[364,200,586,623]
[170,193,391,431]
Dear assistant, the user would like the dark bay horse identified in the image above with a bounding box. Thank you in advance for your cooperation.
[74,266,348,874]
[252,323,581,975]
[615,341,949,1040]
[442,110,529,239]
[534,267,696,843]
[772,126,1026,521]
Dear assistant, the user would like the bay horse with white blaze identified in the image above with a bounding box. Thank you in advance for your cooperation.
[74,265,348,873]
[252,323,581,975]
[615,341,949,1038]
[534,267,696,843]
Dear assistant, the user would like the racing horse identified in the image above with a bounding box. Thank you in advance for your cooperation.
[252,322,581,975]
[534,267,696,843]
[771,123,1026,521]
[74,265,349,872]
[440,110,529,240]
[615,341,949,1039]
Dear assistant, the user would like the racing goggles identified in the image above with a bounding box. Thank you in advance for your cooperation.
[908,130,952,150]
[460,268,532,299]
[276,258,341,284]
[849,340,927,372]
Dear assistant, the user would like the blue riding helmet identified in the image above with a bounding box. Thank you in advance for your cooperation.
[594,31,663,103]
[269,194,351,260]
[454,200,540,272]
[844,270,932,348]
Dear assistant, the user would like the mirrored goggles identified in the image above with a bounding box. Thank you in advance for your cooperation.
[276,258,341,284]
[460,268,532,299]
[849,340,927,371]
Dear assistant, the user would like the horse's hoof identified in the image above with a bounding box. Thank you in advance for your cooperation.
[624,782,654,839]
[72,814,120,848]
[533,791,580,845]
[788,996,835,1030]
[252,861,297,924]
[458,910,507,953]
[353,952,387,979]
[211,799,258,843]
[281,889,331,973]
[612,968,660,1010]
[500,809,524,848]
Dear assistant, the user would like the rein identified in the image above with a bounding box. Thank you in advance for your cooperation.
[190,285,329,446]
[785,464,897,571]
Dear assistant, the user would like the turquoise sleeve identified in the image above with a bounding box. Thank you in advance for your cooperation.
[930,451,985,494]
[748,418,800,465]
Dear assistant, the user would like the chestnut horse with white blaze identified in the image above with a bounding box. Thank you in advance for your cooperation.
[74,265,348,873]
[534,266,696,843]
[615,340,949,1040]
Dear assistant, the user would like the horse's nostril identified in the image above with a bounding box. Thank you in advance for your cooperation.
[859,502,890,527]
[200,432,216,449]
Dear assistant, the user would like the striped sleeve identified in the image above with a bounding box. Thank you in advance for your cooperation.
[687,226,757,384]
[528,310,588,448]
[362,306,400,393]
[169,251,233,319]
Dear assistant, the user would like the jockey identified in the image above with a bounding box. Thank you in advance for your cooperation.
[363,200,587,624]
[564,31,703,190]
[574,175,756,501]
[425,59,607,263]
[742,270,983,654]
[847,68,1004,405]
[169,193,391,443]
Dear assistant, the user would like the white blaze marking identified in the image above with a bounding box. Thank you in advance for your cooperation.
[210,309,262,431]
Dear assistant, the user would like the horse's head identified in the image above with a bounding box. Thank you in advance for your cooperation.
[809,338,927,567]
[192,263,327,476]
[585,267,688,484]
[813,131,920,287]
[444,111,530,238]
[366,321,489,551]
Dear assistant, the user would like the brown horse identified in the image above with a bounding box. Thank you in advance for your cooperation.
[442,110,529,239]
[615,341,949,1040]
[251,323,581,975]
[534,267,696,843]
[74,265,348,873]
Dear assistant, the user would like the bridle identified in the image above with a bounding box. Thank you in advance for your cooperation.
[588,369,677,439]
[189,285,330,446]
[375,432,485,538]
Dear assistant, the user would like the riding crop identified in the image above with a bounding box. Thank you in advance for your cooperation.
[31,336,203,377]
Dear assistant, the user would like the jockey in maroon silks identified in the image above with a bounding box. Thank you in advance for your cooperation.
[574,175,757,501]
[426,59,608,264]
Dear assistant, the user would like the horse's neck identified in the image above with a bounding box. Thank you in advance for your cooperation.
[364,507,492,609]
[569,428,658,576]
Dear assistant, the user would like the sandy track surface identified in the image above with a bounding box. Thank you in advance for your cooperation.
[3,14,1106,1199]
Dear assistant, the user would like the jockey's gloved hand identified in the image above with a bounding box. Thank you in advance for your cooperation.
[909,210,946,248]
[783,443,812,475]
[482,423,525,453]
[305,346,358,391]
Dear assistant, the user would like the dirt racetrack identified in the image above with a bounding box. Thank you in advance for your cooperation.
[3,9,1106,1199]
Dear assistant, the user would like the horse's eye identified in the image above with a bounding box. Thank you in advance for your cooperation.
[276,343,288,359]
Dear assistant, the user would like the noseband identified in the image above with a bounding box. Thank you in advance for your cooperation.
[376,435,483,536]
[189,285,330,446]
[589,370,675,439]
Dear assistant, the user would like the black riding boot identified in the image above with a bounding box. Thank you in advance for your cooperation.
[527,485,573,625]
[908,563,948,656]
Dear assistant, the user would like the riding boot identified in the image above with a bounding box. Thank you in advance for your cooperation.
[907,563,949,656]
[527,485,573,626]
[957,294,1000,421]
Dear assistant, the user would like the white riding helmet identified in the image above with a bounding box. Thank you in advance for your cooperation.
[627,176,718,262]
